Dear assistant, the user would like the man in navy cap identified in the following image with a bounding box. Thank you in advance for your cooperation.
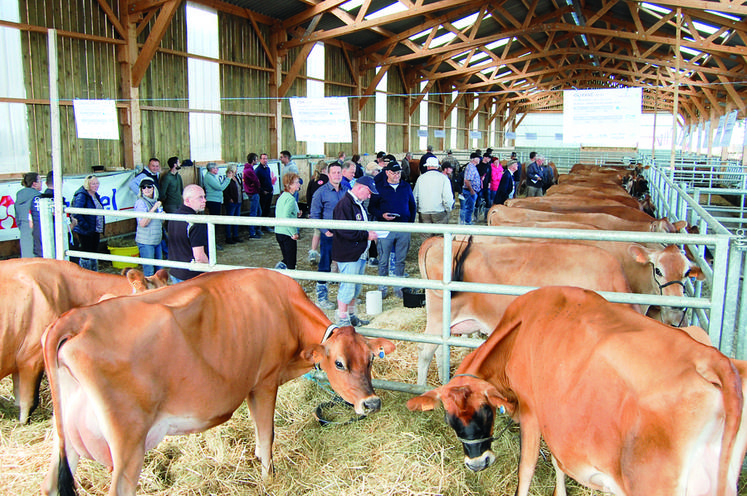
[369,160,416,299]
[331,176,379,327]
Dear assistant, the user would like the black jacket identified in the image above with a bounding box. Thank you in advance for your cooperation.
[331,192,370,263]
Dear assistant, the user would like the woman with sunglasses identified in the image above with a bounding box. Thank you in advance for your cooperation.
[134,179,163,276]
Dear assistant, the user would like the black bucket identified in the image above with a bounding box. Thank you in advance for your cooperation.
[402,287,425,308]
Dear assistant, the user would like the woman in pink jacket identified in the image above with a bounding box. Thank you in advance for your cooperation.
[488,157,503,206]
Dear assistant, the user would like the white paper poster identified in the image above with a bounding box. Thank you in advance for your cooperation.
[73,99,120,140]
[289,97,352,143]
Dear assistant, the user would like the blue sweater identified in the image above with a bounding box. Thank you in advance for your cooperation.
[368,180,416,223]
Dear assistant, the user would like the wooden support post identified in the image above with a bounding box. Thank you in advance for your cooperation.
[269,31,283,159]
[351,56,362,154]
[118,18,141,169]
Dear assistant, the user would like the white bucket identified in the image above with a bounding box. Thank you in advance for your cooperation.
[366,290,383,315]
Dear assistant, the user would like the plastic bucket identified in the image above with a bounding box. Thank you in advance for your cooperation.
[366,290,383,315]
[107,245,139,269]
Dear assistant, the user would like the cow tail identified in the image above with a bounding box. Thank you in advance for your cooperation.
[58,454,76,496]
[451,236,474,297]
[707,354,743,496]
[42,321,78,496]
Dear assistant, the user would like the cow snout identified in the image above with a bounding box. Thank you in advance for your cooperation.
[360,395,381,414]
[661,307,687,327]
[464,451,496,472]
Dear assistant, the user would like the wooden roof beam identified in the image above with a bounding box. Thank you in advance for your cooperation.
[131,0,181,88]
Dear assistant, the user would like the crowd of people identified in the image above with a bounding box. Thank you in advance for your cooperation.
[16,147,553,325]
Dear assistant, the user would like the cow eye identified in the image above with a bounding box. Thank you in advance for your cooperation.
[335,360,345,370]
[655,267,663,277]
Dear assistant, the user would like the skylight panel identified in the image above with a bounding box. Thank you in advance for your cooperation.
[452,12,480,30]
[641,2,671,15]
[481,67,495,75]
[485,38,510,50]
[468,52,490,65]
[679,46,702,58]
[430,32,456,48]
[365,2,407,20]
[340,0,364,12]
[408,29,431,41]
[705,10,740,21]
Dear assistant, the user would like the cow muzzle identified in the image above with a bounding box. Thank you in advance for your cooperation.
[464,450,496,472]
[355,395,382,415]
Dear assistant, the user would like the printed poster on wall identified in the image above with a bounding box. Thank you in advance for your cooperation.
[289,97,352,143]
[73,99,120,140]
[713,115,726,147]
[720,110,738,147]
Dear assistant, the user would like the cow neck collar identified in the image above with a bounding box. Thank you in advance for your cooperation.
[322,324,337,343]
[452,373,481,381]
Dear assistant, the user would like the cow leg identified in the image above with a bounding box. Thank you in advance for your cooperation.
[108,432,146,496]
[515,414,541,496]
[247,386,278,480]
[550,454,567,496]
[42,420,80,496]
[417,343,440,385]
[15,363,44,423]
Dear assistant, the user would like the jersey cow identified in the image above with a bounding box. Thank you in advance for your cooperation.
[487,204,686,233]
[42,268,395,496]
[416,236,636,385]
[504,196,655,222]
[487,207,703,326]
[408,286,745,496]
[0,259,168,423]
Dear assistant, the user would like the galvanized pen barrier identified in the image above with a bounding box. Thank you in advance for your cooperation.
[53,201,738,394]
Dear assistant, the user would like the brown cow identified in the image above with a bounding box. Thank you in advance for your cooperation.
[42,268,395,495]
[505,196,656,222]
[408,286,745,496]
[416,236,636,384]
[486,206,703,326]
[487,204,686,233]
[0,259,168,423]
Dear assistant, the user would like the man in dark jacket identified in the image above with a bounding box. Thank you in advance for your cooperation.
[368,160,416,299]
[167,184,208,283]
[331,176,379,327]
[255,153,274,232]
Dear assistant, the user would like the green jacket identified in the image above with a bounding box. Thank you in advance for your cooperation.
[160,172,183,212]
[274,192,299,237]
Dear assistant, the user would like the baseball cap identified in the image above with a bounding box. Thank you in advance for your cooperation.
[139,179,156,189]
[356,175,379,194]
[425,156,439,168]
[384,161,402,172]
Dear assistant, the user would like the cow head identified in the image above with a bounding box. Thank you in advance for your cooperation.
[629,244,705,326]
[123,268,170,292]
[302,326,395,415]
[407,376,511,472]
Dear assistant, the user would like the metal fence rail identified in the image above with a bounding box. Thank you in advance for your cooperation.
[52,202,739,393]
[645,166,746,358]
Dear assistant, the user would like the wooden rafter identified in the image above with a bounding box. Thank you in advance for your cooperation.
[278,43,315,98]
[131,0,181,87]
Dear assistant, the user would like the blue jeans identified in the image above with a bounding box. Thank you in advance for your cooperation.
[247,193,260,235]
[377,232,410,290]
[136,242,163,277]
[318,234,333,283]
[460,192,477,225]
[225,202,241,238]
[337,258,367,304]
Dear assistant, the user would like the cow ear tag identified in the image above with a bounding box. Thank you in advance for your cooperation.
[378,346,385,359]
[498,405,506,415]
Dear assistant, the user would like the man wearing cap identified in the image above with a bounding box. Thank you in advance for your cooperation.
[331,176,379,326]
[369,160,416,299]
[460,152,482,225]
[129,157,162,197]
[413,156,454,226]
